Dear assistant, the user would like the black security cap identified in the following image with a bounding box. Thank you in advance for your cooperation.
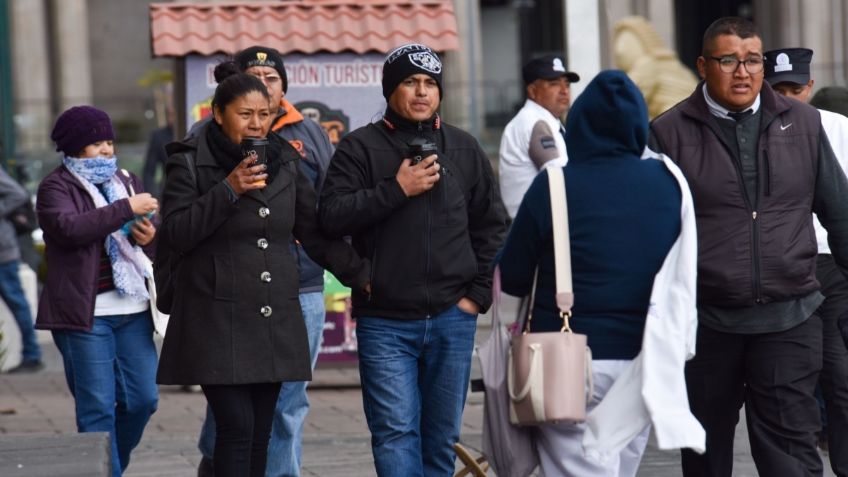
[764,48,813,86]
[522,54,580,85]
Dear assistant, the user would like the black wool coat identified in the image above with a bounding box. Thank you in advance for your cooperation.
[156,124,369,385]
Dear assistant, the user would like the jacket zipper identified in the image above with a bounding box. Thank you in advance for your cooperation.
[752,210,762,303]
[753,150,772,303]
[425,188,432,317]
[419,121,433,317]
[724,138,763,303]
[442,166,450,224]
[751,147,770,303]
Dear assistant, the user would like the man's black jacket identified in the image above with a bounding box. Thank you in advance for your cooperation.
[319,109,508,320]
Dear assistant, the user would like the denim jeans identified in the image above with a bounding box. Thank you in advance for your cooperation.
[52,311,159,477]
[0,260,40,361]
[198,292,326,477]
[266,291,325,477]
[356,305,478,477]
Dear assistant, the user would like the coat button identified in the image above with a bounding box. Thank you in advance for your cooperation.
[261,271,272,282]
[257,238,269,249]
[260,306,272,317]
[259,207,270,218]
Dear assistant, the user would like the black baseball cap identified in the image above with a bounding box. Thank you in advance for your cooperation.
[522,55,580,85]
[764,48,813,86]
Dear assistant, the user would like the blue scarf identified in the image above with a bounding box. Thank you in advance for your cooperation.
[63,156,117,184]
[63,156,149,301]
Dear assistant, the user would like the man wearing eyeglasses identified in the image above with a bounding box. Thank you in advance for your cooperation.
[649,17,848,477]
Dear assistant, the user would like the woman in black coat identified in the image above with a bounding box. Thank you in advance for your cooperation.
[156,63,369,477]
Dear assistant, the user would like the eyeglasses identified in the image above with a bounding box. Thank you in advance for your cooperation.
[249,72,282,84]
[707,55,764,74]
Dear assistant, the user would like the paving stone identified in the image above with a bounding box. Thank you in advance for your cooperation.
[0,432,111,476]
[0,330,837,476]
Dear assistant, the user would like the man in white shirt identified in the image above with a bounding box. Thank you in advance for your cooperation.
[765,46,848,476]
[498,55,579,218]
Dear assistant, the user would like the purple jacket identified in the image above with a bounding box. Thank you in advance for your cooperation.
[35,166,154,331]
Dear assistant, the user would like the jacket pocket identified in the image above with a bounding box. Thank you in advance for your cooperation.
[213,254,235,301]
[434,167,468,228]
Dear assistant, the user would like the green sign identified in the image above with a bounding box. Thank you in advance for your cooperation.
[323,271,351,295]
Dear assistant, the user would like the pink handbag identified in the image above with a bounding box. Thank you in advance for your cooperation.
[508,167,593,426]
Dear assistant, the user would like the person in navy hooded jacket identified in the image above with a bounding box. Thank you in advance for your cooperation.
[498,70,694,476]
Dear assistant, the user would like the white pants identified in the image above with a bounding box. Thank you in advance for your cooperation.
[535,360,650,477]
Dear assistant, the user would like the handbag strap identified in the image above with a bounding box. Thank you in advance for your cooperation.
[520,167,574,334]
[120,169,136,196]
[492,266,502,329]
[547,167,574,329]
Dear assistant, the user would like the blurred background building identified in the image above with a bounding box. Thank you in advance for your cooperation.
[1,0,847,185]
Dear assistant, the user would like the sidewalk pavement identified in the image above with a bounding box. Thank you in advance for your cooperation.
[0,328,836,477]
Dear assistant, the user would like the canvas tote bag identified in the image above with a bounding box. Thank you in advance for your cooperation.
[508,167,592,425]
[479,267,539,477]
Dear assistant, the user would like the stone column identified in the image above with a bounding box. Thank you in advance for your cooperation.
[757,0,841,86]
[832,0,846,85]
[646,0,675,49]
[9,0,52,151]
[50,0,92,111]
[565,0,602,99]
[442,0,483,136]
[800,0,834,84]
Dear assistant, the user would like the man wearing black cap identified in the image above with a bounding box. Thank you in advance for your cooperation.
[189,45,336,477]
[318,43,508,476]
[765,46,848,475]
[649,17,848,476]
[499,54,579,218]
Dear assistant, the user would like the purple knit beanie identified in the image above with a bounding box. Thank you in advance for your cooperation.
[50,106,115,156]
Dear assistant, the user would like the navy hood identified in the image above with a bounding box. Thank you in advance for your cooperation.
[564,70,648,161]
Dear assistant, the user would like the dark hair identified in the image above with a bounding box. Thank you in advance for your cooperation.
[211,61,270,112]
[701,17,759,56]
[810,86,848,117]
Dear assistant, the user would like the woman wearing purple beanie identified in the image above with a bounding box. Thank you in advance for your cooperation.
[35,105,161,477]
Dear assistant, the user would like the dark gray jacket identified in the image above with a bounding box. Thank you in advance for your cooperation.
[156,125,368,385]
[0,168,28,264]
[188,101,333,293]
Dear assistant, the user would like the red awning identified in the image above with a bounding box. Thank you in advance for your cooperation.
[149,0,460,57]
